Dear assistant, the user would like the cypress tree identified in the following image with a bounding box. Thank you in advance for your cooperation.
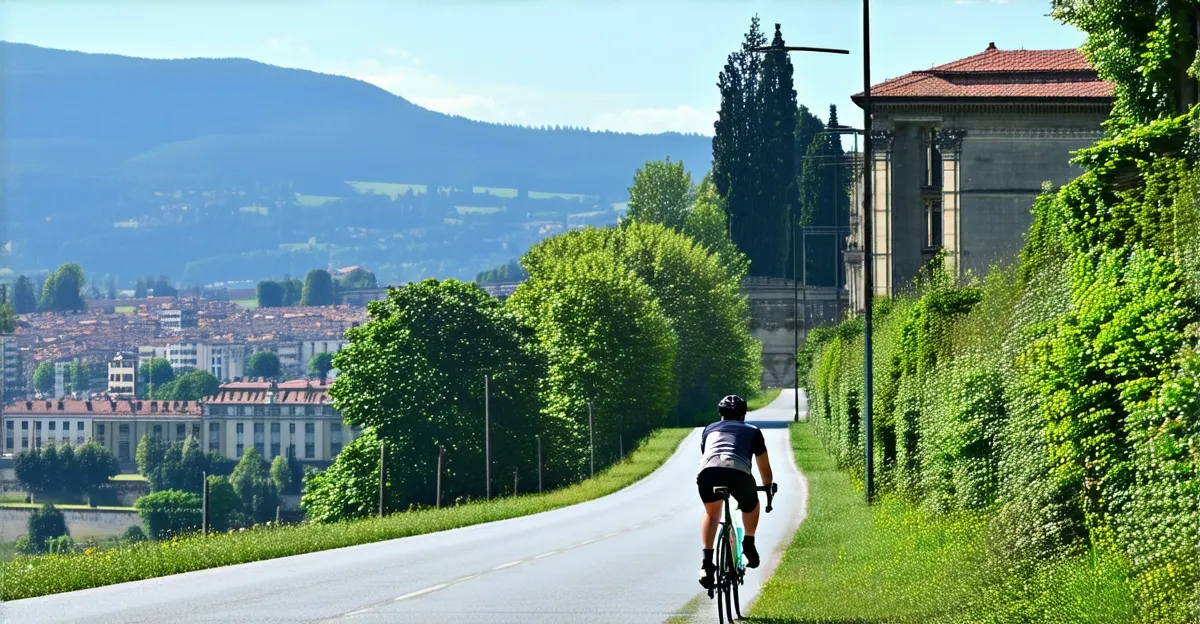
[755,23,798,278]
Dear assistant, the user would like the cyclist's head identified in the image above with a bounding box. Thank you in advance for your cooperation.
[717,395,748,421]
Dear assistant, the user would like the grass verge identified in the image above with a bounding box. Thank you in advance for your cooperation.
[0,427,691,601]
[748,387,783,411]
[747,422,1134,624]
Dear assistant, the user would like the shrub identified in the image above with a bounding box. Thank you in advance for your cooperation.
[20,504,68,554]
[134,490,202,539]
[122,525,147,543]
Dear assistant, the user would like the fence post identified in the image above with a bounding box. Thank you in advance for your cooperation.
[588,401,594,478]
[536,434,543,493]
[275,505,280,525]
[378,438,386,518]
[436,445,445,508]
[485,374,491,500]
[619,435,623,460]
[201,470,208,535]
[513,469,518,496]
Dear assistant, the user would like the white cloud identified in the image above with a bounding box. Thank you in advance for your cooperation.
[592,106,716,136]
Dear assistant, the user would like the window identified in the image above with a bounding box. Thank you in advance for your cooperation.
[924,127,943,188]
[153,424,163,438]
[304,423,315,458]
[5,420,12,451]
[97,423,106,446]
[176,424,186,441]
[76,436,84,445]
[289,423,295,434]
[77,421,84,431]
[118,424,130,460]
[330,423,343,456]
[49,421,56,431]
[208,422,220,451]
[270,423,281,457]
[236,423,244,458]
[254,423,265,455]
[61,421,69,431]
[289,406,296,417]
[21,421,28,430]
[925,200,943,249]
[287,443,296,458]
[305,406,315,417]
[267,406,280,418]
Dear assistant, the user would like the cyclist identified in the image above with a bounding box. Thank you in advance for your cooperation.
[696,394,773,589]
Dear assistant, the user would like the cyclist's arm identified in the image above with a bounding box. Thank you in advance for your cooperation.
[756,450,773,485]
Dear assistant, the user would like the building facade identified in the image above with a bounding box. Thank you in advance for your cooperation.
[139,342,248,381]
[107,352,138,397]
[159,308,198,332]
[845,44,1114,307]
[2,398,201,463]
[1,336,21,400]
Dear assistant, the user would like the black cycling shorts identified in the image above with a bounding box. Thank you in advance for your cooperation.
[697,467,758,512]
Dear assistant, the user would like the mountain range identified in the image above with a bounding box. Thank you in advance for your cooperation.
[0,42,713,284]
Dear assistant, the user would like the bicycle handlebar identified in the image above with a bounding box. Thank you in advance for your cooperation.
[757,482,778,513]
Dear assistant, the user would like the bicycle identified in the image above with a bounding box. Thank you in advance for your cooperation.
[709,482,777,623]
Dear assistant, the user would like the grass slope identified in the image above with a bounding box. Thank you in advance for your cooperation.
[748,423,1133,624]
[0,427,692,601]
[747,388,783,411]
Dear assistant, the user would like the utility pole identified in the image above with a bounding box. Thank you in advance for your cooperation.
[619,435,623,460]
[588,401,594,478]
[513,469,519,496]
[378,439,386,518]
[536,434,543,493]
[201,470,208,535]
[485,374,491,500]
[436,445,445,508]
[861,0,877,504]
[750,29,848,424]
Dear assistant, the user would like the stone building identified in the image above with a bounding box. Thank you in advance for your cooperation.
[844,44,1114,308]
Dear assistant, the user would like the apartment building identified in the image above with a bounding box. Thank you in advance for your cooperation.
[202,380,358,461]
[159,308,198,332]
[139,342,248,381]
[107,352,138,397]
[0,336,21,399]
[3,398,202,463]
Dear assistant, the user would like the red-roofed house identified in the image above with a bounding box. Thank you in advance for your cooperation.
[203,379,359,461]
[844,44,1114,309]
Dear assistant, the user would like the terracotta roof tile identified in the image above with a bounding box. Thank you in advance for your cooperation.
[853,44,1114,102]
[5,398,201,417]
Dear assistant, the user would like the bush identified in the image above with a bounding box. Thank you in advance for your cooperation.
[229,447,279,524]
[13,442,116,495]
[20,504,69,554]
[134,490,202,539]
[205,475,243,533]
[122,525,147,543]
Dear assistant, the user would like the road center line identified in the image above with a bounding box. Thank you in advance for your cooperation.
[492,560,524,570]
[534,550,558,559]
[394,584,448,602]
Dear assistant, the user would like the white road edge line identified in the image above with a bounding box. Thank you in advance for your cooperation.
[577,539,596,546]
[344,607,374,617]
[629,524,642,529]
[394,583,449,602]
[604,531,620,538]
[534,550,558,559]
[454,574,478,583]
[492,560,524,570]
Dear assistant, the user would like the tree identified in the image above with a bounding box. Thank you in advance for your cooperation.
[755,22,799,278]
[304,279,544,522]
[141,358,175,389]
[683,174,750,279]
[270,455,293,496]
[282,278,303,306]
[136,434,171,491]
[74,442,119,490]
[147,276,177,297]
[339,268,377,291]
[256,281,285,308]
[134,490,202,539]
[156,370,220,400]
[799,104,850,288]
[626,158,693,231]
[246,351,281,379]
[301,269,336,306]
[509,248,677,482]
[476,259,528,284]
[20,504,68,554]
[135,278,148,298]
[33,362,55,394]
[40,263,86,313]
[229,447,279,524]
[13,275,37,314]
[14,447,47,493]
[308,352,334,384]
[204,475,243,532]
[0,303,16,333]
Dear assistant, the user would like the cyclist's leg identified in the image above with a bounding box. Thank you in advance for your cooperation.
[701,499,723,547]
[731,471,762,568]
[696,468,724,587]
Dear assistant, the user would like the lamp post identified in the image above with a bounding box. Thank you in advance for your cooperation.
[749,31,849,423]
[861,0,877,504]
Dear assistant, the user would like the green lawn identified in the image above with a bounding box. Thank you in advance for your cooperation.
[114,306,136,314]
[747,423,1134,624]
[455,205,504,215]
[109,474,148,482]
[0,492,28,504]
[0,427,692,600]
[294,193,342,207]
[233,299,258,309]
[0,543,19,567]
[237,205,268,216]
[0,503,134,511]
[747,388,783,411]
[473,186,519,199]
[529,191,594,201]
[347,180,428,198]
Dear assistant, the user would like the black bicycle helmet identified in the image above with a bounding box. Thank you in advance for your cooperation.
[717,394,748,419]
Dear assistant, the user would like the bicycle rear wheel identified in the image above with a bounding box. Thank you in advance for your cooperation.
[732,566,742,619]
[715,524,732,624]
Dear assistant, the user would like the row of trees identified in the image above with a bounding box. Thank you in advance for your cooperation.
[13,443,119,495]
[256,268,377,308]
[301,163,761,521]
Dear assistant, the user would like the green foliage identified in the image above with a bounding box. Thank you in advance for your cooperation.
[256,280,285,308]
[269,455,292,497]
[153,369,220,400]
[205,475,243,533]
[0,303,16,333]
[134,490,202,539]
[475,258,528,284]
[682,174,750,279]
[13,275,38,314]
[19,504,68,554]
[309,278,544,521]
[301,269,336,306]
[307,352,334,383]
[625,157,693,230]
[510,243,678,480]
[39,263,86,313]
[14,442,117,494]
[246,351,281,379]
[230,447,279,524]
[803,104,1200,622]
[122,525,147,543]
[136,435,207,493]
[338,267,377,290]
[32,361,54,394]
[141,358,175,388]
[2,428,689,600]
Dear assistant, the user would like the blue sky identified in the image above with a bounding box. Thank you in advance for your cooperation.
[0,0,1085,136]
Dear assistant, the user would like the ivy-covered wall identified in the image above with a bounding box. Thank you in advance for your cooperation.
[802,105,1200,622]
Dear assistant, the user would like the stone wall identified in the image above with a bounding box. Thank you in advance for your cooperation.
[0,507,143,542]
[742,278,843,388]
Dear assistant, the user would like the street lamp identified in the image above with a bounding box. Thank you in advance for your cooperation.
[749,27,849,425]
[860,0,877,504]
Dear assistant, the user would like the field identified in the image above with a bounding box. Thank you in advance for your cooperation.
[528,191,595,201]
[454,205,505,215]
[293,194,342,207]
[346,181,428,198]
[114,306,136,314]
[109,474,148,482]
[237,205,268,216]
[0,427,692,600]
[473,186,519,199]
[233,299,258,309]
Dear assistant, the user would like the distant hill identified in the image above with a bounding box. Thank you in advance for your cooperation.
[0,42,712,193]
[0,42,714,283]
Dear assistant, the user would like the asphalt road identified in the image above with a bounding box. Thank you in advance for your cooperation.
[3,390,809,624]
